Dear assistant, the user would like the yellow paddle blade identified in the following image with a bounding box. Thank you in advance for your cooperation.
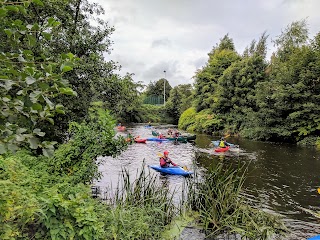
[157,153,164,157]
[318,188,320,195]
[182,166,189,171]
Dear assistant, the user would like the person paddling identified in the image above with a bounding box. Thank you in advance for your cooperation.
[160,150,178,168]
[218,137,229,148]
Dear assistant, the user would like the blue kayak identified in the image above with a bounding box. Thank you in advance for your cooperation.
[147,137,168,142]
[149,165,193,176]
[308,235,320,240]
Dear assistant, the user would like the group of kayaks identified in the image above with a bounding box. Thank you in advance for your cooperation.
[151,130,196,143]
[120,124,238,176]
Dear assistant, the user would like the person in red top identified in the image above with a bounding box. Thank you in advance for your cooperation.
[160,150,178,168]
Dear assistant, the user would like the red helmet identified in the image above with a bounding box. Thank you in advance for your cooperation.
[164,150,169,155]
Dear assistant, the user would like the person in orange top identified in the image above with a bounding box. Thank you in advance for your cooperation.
[159,150,177,168]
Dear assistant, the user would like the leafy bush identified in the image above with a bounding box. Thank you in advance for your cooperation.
[135,104,171,123]
[179,108,223,134]
[51,103,127,184]
[178,107,197,130]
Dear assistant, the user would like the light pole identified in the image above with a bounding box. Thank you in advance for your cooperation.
[163,70,166,105]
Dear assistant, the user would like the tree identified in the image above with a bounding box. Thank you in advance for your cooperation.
[248,20,320,142]
[194,35,240,112]
[0,0,77,155]
[145,78,172,101]
[166,84,193,124]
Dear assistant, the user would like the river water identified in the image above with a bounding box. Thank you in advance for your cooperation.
[95,124,320,240]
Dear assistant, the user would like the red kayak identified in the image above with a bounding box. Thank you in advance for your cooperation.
[117,126,126,131]
[134,138,147,143]
[214,146,230,152]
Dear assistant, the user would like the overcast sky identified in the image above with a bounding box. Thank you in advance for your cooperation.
[94,0,320,87]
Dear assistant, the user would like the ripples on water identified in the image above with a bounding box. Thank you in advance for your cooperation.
[95,124,320,239]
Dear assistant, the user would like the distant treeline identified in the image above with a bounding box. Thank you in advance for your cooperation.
[177,20,320,146]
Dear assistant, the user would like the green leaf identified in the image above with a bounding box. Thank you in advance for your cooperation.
[25,67,35,76]
[5,6,19,12]
[0,9,7,17]
[0,143,6,154]
[16,128,27,134]
[4,80,14,91]
[43,148,54,157]
[32,103,42,111]
[30,91,42,102]
[26,76,36,85]
[8,143,19,152]
[52,21,60,27]
[43,96,54,109]
[16,134,25,142]
[24,1,30,7]
[18,55,26,62]
[47,118,54,125]
[28,136,39,149]
[27,35,36,47]
[2,97,11,102]
[66,53,75,60]
[60,64,73,73]
[33,0,44,6]
[17,5,27,15]
[59,87,76,96]
[42,32,52,41]
[48,17,55,26]
[4,29,13,38]
[33,128,45,137]
[55,104,65,114]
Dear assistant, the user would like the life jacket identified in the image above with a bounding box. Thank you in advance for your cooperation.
[160,157,177,167]
[160,157,168,167]
[219,140,226,148]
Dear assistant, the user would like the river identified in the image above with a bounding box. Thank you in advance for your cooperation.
[95,124,320,240]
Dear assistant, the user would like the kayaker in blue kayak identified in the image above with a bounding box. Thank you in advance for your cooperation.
[160,150,178,168]
[219,137,229,148]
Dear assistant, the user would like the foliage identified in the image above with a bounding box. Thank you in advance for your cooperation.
[178,107,197,130]
[193,35,240,112]
[0,0,77,155]
[14,0,142,142]
[179,108,223,134]
[51,103,127,184]
[105,165,178,239]
[166,84,194,124]
[100,73,144,123]
[136,104,172,123]
[186,163,288,239]
[189,20,320,145]
[144,78,172,101]
[249,21,320,142]
[0,151,111,240]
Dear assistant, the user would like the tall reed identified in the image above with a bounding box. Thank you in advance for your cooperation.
[103,161,180,239]
[186,162,287,239]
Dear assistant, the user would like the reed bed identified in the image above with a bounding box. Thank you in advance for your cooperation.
[186,163,288,239]
[103,162,180,239]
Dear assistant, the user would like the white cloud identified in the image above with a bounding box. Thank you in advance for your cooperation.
[93,0,320,87]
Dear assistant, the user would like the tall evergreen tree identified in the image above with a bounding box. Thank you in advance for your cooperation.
[194,35,240,112]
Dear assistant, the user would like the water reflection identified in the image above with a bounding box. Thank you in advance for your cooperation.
[96,124,320,239]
